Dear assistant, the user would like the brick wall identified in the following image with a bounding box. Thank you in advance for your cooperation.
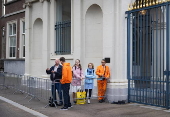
[5,0,25,14]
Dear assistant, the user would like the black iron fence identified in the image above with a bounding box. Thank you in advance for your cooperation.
[126,2,170,109]
[55,20,71,55]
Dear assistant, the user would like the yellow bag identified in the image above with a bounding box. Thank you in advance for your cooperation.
[76,90,86,104]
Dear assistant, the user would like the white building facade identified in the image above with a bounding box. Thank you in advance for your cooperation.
[24,0,132,102]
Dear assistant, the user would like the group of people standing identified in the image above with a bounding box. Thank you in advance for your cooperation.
[46,57,110,110]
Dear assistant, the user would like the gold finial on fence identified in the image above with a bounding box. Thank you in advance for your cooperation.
[159,0,163,3]
[146,0,149,6]
[140,0,143,8]
[153,0,156,5]
[149,0,152,5]
[134,1,137,9]
[143,0,146,7]
[128,4,132,11]
[132,3,134,10]
[137,0,139,9]
[156,0,159,4]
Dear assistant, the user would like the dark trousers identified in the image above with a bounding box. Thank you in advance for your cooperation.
[62,83,71,108]
[51,82,63,103]
[85,89,92,99]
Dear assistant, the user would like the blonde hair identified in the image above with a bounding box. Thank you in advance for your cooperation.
[88,63,94,69]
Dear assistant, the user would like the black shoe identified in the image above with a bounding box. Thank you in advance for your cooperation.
[68,105,73,108]
[60,107,68,110]
[111,101,118,104]
[99,100,103,103]
[73,101,76,104]
[118,101,125,104]
[102,99,105,102]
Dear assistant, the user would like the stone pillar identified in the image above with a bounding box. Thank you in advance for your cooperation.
[49,0,56,59]
[72,0,82,60]
[24,3,32,76]
[42,0,50,77]
[106,0,131,102]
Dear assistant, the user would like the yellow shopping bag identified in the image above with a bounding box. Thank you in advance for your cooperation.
[76,90,86,104]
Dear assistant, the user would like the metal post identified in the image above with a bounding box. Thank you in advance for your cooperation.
[166,3,170,109]
[127,12,131,103]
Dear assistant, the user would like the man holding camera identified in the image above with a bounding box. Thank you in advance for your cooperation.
[96,59,110,103]
[46,59,63,106]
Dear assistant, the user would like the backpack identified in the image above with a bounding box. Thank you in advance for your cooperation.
[48,97,55,107]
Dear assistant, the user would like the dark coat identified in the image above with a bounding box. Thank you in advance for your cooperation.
[46,65,62,82]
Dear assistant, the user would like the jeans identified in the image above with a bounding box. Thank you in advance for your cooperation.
[62,83,71,108]
[51,82,63,103]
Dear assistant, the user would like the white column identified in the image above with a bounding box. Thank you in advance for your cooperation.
[50,0,56,59]
[103,0,114,78]
[105,0,131,102]
[72,0,81,60]
[112,0,131,83]
[42,0,50,77]
[25,5,31,76]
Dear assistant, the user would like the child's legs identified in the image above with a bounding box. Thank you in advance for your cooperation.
[89,89,92,99]
[85,89,88,98]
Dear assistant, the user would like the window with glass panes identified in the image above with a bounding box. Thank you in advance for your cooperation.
[55,0,71,55]
[22,21,25,57]
[9,23,16,58]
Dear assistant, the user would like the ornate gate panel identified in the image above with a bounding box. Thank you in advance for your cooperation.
[126,1,170,109]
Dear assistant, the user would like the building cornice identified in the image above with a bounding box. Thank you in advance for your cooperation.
[4,0,21,6]
[4,9,25,18]
[23,0,51,8]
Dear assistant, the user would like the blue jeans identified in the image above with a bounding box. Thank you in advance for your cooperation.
[51,82,63,103]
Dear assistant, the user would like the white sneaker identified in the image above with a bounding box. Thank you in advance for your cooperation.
[88,99,90,104]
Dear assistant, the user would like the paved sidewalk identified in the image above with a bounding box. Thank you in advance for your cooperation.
[0,88,170,117]
[0,100,37,117]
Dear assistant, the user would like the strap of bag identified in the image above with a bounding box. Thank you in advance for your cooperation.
[103,66,106,76]
[86,69,94,79]
[80,69,81,77]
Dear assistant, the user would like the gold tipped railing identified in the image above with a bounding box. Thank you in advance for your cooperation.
[128,0,169,11]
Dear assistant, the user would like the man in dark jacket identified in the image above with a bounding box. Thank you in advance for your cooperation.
[46,59,63,106]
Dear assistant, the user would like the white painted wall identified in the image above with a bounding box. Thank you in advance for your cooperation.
[31,18,43,77]
[25,0,132,102]
[84,4,103,70]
